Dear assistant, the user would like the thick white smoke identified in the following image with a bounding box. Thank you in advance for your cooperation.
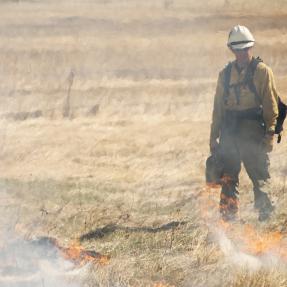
[213,227,285,272]
[215,228,262,270]
[0,236,88,287]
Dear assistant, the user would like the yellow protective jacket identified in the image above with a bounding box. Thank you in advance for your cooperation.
[210,59,279,145]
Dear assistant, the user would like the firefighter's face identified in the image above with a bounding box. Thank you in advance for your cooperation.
[231,47,253,66]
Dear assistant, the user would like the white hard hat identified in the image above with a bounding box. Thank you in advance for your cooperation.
[227,25,255,50]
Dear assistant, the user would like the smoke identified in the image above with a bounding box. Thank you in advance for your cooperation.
[213,227,285,272]
[215,228,262,271]
[0,171,86,286]
[0,236,88,287]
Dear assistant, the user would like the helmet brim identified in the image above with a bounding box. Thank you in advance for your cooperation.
[228,41,254,50]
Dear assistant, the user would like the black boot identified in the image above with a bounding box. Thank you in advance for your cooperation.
[254,190,263,210]
[255,192,274,221]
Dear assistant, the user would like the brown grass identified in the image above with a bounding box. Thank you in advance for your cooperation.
[1,1,287,286]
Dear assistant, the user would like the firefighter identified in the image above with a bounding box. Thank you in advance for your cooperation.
[210,25,279,221]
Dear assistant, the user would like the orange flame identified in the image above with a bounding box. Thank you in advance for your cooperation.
[241,225,284,256]
[217,215,287,260]
[60,241,110,266]
[98,255,110,266]
[220,174,233,185]
[199,184,287,262]
[206,174,233,189]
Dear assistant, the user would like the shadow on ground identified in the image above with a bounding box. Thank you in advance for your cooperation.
[80,221,188,241]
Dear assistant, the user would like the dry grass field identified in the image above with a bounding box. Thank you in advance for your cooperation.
[1,0,287,286]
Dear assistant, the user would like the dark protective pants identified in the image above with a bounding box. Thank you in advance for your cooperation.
[219,119,271,219]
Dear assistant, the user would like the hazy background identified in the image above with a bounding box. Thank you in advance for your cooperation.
[0,1,287,286]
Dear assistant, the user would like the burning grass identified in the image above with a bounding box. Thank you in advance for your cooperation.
[50,238,110,267]
[2,136,287,286]
[0,235,111,287]
[201,185,287,266]
[1,0,287,286]
[7,176,287,286]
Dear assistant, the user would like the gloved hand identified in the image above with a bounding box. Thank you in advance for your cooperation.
[262,134,274,153]
[210,139,219,154]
